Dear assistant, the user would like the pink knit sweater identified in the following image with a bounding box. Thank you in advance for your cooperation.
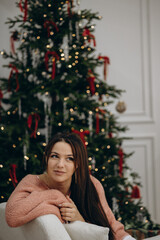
[5,174,129,240]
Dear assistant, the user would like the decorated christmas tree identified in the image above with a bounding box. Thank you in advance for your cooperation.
[0,0,159,238]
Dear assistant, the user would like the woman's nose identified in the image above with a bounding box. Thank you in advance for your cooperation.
[57,158,64,167]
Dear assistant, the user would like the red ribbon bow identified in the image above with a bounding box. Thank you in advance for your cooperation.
[131,185,141,198]
[67,0,74,17]
[98,56,110,81]
[9,164,18,188]
[72,129,90,147]
[44,20,59,37]
[96,108,106,134]
[45,51,59,80]
[19,0,28,21]
[27,113,40,138]
[118,147,124,177]
[8,64,20,92]
[87,69,95,96]
[82,28,96,47]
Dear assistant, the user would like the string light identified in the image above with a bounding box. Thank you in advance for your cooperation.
[80,129,83,132]
[96,148,99,151]
[0,164,3,168]
[58,123,62,126]
[43,143,46,146]
[107,145,110,149]
[81,46,84,49]
[48,4,51,7]
[34,154,38,158]
[60,18,63,21]
[87,47,91,51]
[26,68,30,72]
[72,63,75,66]
[89,111,93,115]
[73,44,76,48]
[75,52,79,55]
[95,168,98,171]
[68,65,72,68]
[37,132,41,135]
[72,34,76,37]
[41,85,45,89]
[1,126,4,130]
[30,19,33,22]
[70,117,74,121]
[118,217,122,221]
[13,144,16,148]
[43,14,47,17]
[37,36,40,39]
[1,196,4,199]
[102,166,106,169]
[58,7,62,10]
[88,157,92,161]
[125,201,129,205]
[0,51,4,55]
[101,128,105,132]
[75,60,78,64]
[50,31,54,35]
[70,108,74,113]
[24,156,29,160]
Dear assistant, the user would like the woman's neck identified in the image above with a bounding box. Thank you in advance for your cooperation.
[39,173,71,196]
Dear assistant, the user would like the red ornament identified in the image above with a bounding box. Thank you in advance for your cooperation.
[118,147,124,177]
[131,185,141,199]
[82,28,96,47]
[72,129,90,147]
[45,51,59,80]
[8,64,20,92]
[9,164,18,188]
[19,0,28,21]
[44,20,59,37]
[27,113,40,138]
[98,56,110,81]
[87,69,95,96]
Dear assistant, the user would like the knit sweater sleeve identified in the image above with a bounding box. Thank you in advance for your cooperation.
[5,175,68,227]
[90,175,129,240]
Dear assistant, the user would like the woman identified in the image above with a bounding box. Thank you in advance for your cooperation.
[5,132,134,240]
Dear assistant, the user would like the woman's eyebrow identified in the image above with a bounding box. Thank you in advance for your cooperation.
[50,151,73,156]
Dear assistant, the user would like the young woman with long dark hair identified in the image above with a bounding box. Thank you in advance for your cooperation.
[6,132,135,240]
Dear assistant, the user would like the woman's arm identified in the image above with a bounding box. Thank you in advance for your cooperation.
[5,175,68,227]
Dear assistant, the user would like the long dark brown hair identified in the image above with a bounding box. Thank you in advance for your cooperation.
[44,132,114,240]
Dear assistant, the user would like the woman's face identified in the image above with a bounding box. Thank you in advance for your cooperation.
[47,141,76,185]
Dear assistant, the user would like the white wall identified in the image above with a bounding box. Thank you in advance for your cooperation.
[0,0,160,223]
[80,0,160,222]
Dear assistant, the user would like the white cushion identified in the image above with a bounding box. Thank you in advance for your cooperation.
[64,221,109,240]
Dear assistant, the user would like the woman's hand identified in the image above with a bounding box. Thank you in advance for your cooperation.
[59,195,85,223]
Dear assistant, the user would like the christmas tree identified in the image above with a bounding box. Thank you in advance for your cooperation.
[0,0,159,238]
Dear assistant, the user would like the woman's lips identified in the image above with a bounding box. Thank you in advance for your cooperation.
[54,170,65,175]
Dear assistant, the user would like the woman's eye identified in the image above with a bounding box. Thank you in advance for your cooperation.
[67,157,74,161]
[50,154,58,159]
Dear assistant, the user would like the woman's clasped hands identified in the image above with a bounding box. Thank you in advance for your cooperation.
[59,195,85,223]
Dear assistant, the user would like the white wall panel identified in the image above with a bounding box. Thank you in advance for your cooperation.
[124,136,156,220]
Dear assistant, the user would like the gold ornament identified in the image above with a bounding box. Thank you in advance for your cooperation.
[116,101,127,113]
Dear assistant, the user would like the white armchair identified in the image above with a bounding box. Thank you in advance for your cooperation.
[0,202,109,240]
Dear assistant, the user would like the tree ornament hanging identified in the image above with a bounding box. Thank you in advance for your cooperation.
[87,69,95,96]
[8,64,20,92]
[44,20,59,37]
[96,108,106,134]
[116,101,127,113]
[10,31,19,54]
[72,129,90,147]
[27,113,40,138]
[9,164,18,188]
[98,56,110,81]
[19,0,28,22]
[0,89,3,107]
[45,51,59,79]
[82,28,96,47]
[131,185,141,199]
[118,146,124,177]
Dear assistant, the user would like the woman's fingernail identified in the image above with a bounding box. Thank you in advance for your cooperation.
[58,204,62,206]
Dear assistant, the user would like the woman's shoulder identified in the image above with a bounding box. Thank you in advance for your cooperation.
[90,175,104,190]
